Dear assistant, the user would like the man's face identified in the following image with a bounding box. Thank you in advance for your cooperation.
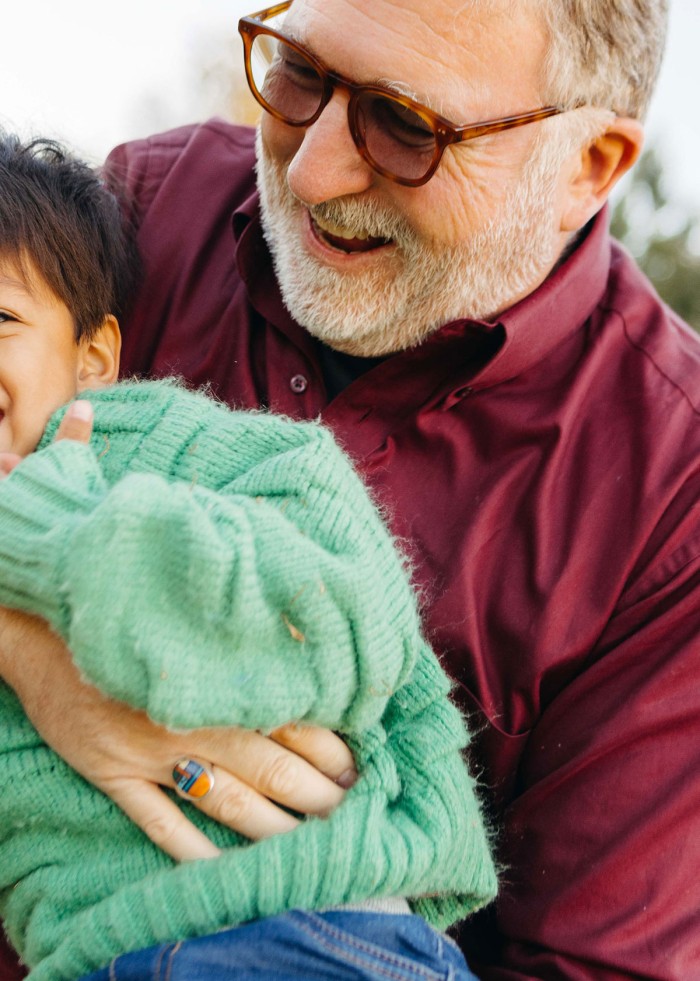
[0,258,83,456]
[257,0,575,356]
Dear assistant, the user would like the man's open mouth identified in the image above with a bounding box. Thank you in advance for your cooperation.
[311,215,392,254]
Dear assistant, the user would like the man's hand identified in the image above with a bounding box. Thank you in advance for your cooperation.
[0,400,356,861]
[0,612,354,859]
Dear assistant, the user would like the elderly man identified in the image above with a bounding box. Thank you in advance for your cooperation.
[2,0,697,977]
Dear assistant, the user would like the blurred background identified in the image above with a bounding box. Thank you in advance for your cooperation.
[3,0,699,328]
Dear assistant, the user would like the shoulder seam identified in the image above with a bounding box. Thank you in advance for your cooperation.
[602,304,700,419]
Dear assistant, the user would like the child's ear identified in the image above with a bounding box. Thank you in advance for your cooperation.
[76,315,121,391]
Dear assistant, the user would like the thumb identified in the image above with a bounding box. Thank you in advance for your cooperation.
[0,453,23,478]
[55,400,94,445]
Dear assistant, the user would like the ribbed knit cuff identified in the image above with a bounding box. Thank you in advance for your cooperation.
[0,441,107,637]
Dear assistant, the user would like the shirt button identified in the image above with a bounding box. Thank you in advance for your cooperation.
[290,374,308,394]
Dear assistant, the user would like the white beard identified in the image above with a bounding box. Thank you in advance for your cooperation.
[256,129,564,356]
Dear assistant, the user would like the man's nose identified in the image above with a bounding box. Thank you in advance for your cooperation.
[285,92,375,205]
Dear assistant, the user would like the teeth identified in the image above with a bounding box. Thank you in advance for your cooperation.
[313,215,373,241]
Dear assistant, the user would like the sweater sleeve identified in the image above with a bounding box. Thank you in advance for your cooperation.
[0,428,420,734]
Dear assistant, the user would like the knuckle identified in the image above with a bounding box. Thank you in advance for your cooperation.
[57,420,77,439]
[263,754,299,799]
[57,419,89,444]
[276,722,311,749]
[212,786,253,826]
[141,814,181,848]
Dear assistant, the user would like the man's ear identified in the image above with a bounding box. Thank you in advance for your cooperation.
[76,315,121,391]
[560,117,644,233]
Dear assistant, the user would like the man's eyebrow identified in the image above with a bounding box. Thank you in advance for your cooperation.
[280,28,431,109]
[377,77,421,103]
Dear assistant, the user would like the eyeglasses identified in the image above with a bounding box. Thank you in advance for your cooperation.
[239,1,569,187]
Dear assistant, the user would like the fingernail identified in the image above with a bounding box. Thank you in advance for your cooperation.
[69,400,94,421]
[336,768,357,789]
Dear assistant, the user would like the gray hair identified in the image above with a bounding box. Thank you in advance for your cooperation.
[539,0,669,120]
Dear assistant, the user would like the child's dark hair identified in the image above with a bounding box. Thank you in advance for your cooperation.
[0,132,139,340]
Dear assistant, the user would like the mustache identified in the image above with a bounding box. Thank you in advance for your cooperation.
[309,198,414,247]
[257,133,419,252]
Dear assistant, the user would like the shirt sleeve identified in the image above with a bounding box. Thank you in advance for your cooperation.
[0,433,420,735]
[469,523,700,979]
[102,133,173,230]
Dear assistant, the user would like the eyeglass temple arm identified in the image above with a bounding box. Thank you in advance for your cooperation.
[448,106,565,143]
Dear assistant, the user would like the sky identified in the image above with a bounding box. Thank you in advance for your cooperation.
[2,0,699,213]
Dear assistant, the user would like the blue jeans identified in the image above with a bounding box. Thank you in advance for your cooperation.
[80,908,477,980]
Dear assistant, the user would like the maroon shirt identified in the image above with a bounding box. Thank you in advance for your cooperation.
[3,119,699,979]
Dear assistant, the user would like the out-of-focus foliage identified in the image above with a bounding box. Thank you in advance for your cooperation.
[612,150,700,331]
[199,37,261,126]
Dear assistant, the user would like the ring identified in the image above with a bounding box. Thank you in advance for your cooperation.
[172,758,215,800]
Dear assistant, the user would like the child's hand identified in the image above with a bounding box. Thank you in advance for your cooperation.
[55,399,94,444]
[0,399,94,480]
[0,400,93,480]
[0,453,21,479]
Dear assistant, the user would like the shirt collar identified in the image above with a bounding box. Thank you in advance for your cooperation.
[232,186,259,242]
[469,207,612,389]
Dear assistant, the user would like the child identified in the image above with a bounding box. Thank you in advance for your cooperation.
[0,134,496,981]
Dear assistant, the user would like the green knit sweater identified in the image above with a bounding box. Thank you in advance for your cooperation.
[0,380,496,981]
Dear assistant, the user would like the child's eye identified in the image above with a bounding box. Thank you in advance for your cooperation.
[0,311,17,323]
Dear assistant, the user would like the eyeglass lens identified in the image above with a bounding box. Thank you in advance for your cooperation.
[249,33,439,182]
[250,35,324,123]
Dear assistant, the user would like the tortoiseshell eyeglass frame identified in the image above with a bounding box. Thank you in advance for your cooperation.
[239,0,576,187]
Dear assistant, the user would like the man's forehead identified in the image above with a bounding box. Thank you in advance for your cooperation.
[289,0,533,39]
[286,0,545,119]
